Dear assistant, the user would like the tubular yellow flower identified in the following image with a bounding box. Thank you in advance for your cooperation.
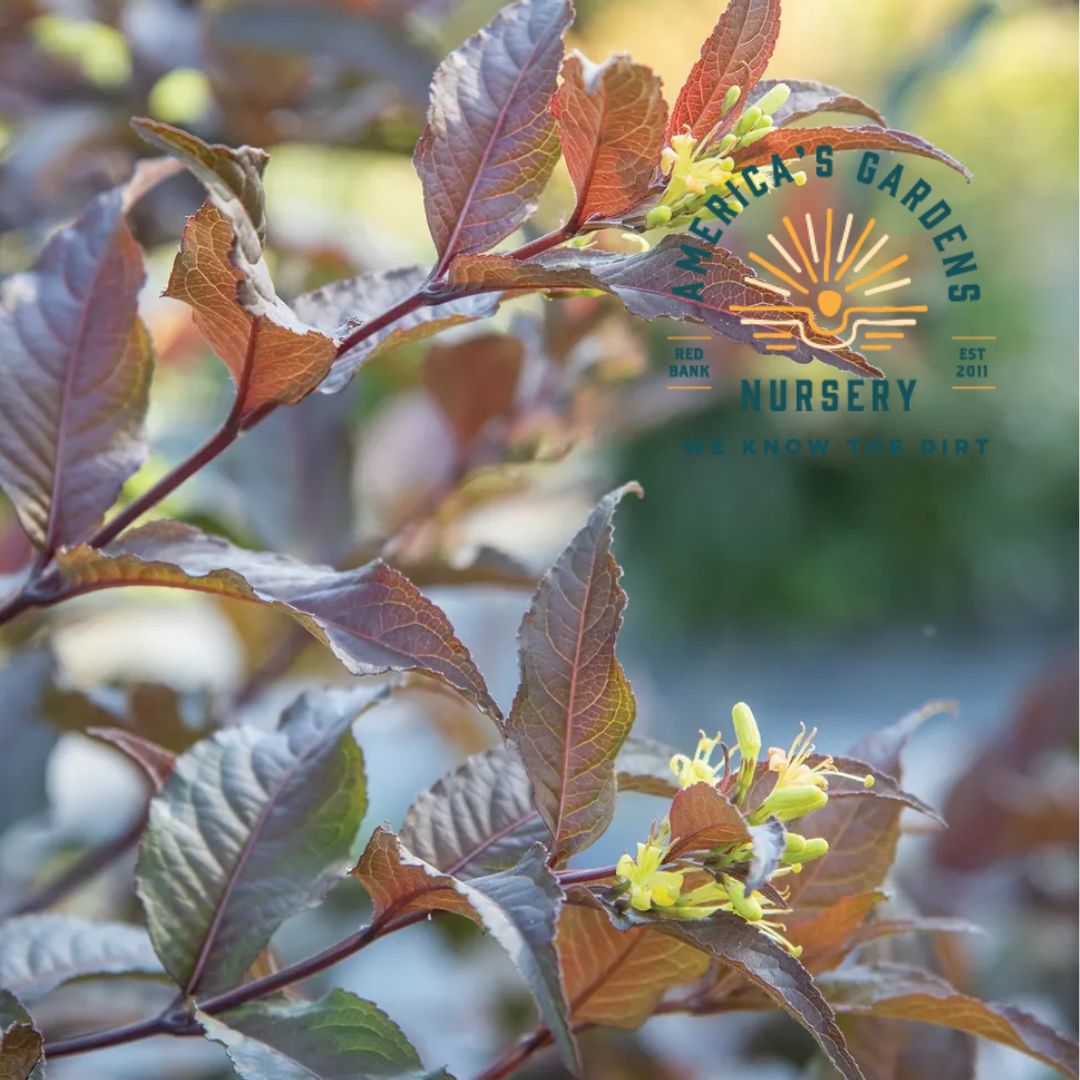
[669,729,725,789]
[766,723,874,791]
[722,875,763,922]
[615,841,685,912]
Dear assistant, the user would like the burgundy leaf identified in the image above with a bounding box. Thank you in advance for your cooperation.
[667,782,751,859]
[88,726,176,792]
[0,180,151,550]
[415,0,573,274]
[752,78,886,128]
[575,239,883,377]
[54,522,501,725]
[785,703,950,913]
[819,963,1078,1077]
[734,125,971,181]
[668,0,781,143]
[606,904,864,1080]
[553,52,667,223]
[507,483,641,864]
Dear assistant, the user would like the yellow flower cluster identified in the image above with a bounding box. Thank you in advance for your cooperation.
[613,702,873,955]
[645,82,802,229]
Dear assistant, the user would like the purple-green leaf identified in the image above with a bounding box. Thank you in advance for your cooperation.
[200,990,452,1080]
[355,829,579,1074]
[137,686,377,996]
[295,266,501,393]
[507,483,641,864]
[54,521,501,724]
[401,743,550,879]
[0,914,161,1001]
[752,78,886,127]
[0,181,151,550]
[604,904,864,1080]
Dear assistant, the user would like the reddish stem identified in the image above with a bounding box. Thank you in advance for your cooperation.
[44,909,430,1059]
[472,1028,553,1080]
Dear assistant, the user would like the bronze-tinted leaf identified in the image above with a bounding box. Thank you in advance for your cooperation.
[400,743,550,879]
[296,267,501,393]
[553,52,667,223]
[54,522,501,724]
[604,904,863,1080]
[752,78,886,127]
[558,903,708,1028]
[164,204,334,418]
[667,0,781,143]
[354,828,579,1073]
[577,239,883,377]
[446,253,604,294]
[0,181,151,549]
[819,963,1079,1078]
[0,990,43,1080]
[415,0,573,273]
[667,782,750,859]
[785,704,946,914]
[791,890,887,973]
[735,125,971,181]
[423,334,523,449]
[841,1016,975,1080]
[507,483,641,864]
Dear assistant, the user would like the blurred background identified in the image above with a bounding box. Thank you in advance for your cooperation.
[0,0,1076,1078]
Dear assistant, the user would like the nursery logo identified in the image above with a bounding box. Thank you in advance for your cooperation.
[737,209,926,356]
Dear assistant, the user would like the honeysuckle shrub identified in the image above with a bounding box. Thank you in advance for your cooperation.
[0,0,1075,1078]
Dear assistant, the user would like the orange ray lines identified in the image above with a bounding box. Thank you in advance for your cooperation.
[782,216,818,284]
[834,217,876,281]
[748,252,810,295]
[845,254,909,293]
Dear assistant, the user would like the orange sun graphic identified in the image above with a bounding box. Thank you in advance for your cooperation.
[732,210,928,353]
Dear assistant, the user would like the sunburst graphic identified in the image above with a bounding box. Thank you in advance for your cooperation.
[732,210,928,353]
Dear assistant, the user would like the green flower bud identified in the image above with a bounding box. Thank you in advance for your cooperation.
[717,133,738,154]
[754,82,791,118]
[721,84,742,115]
[645,204,673,229]
[734,106,762,136]
[732,702,761,761]
[752,784,829,823]
[736,126,773,149]
[723,875,763,922]
[752,114,773,131]
[799,837,829,862]
[783,832,807,858]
